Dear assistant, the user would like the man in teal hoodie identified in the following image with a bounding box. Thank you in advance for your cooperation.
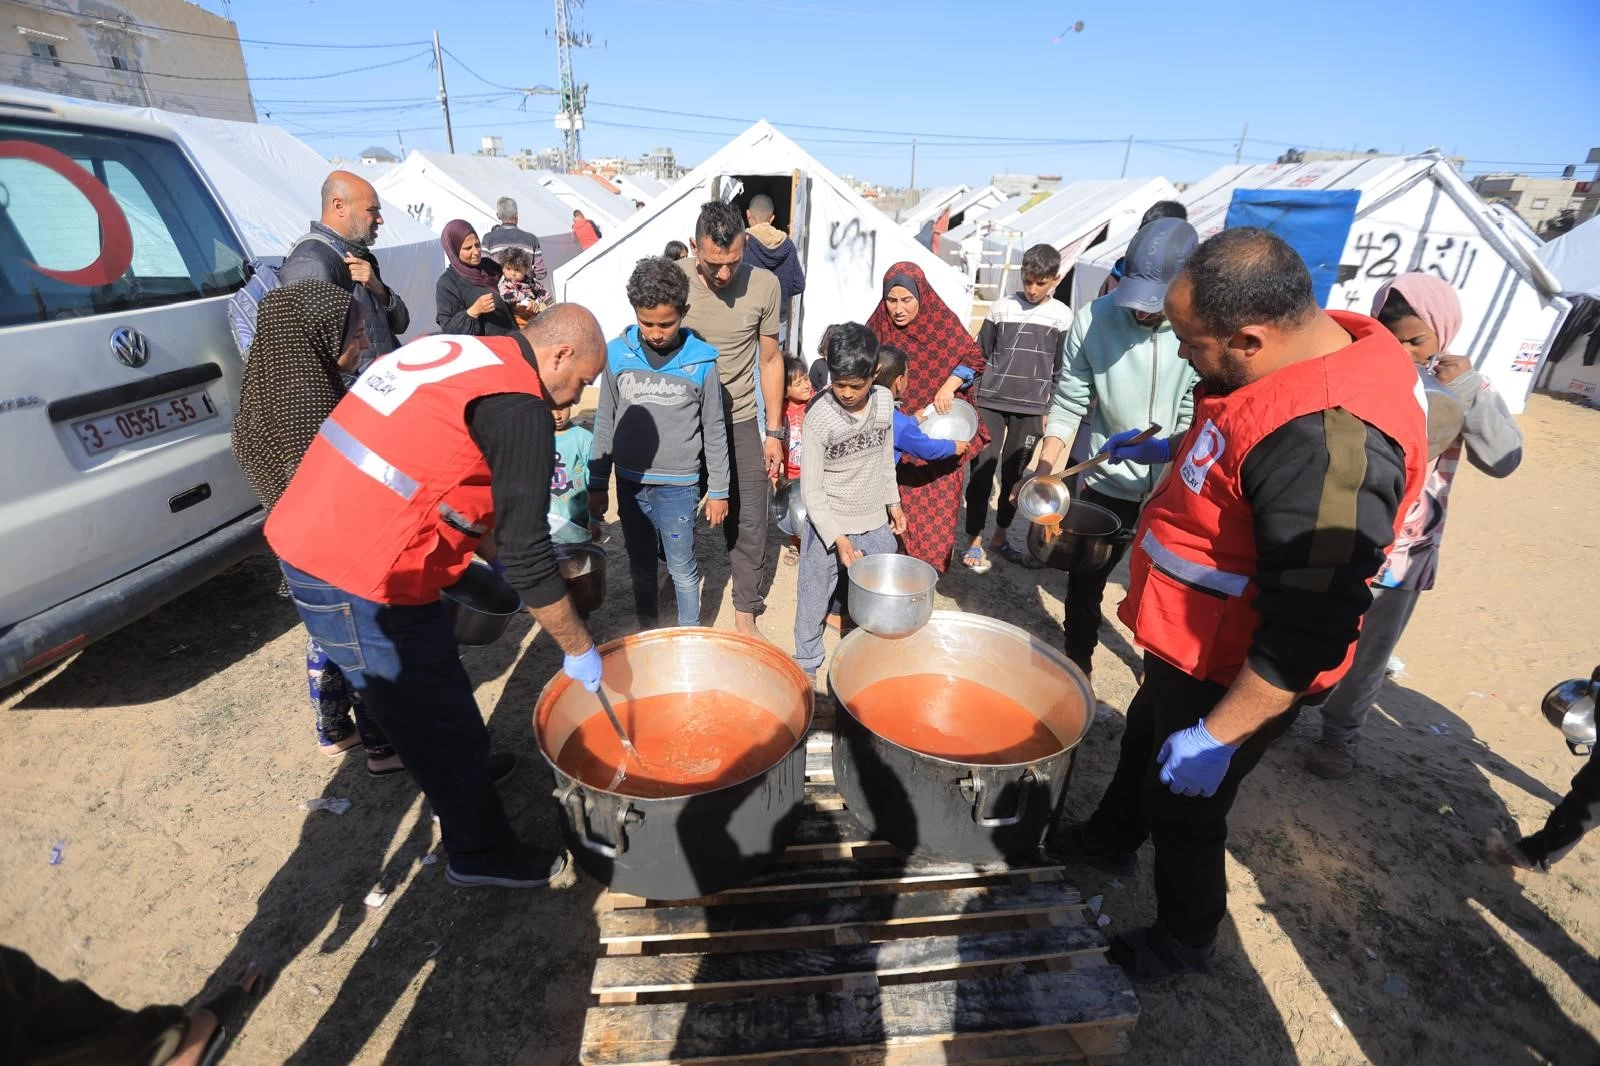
[588,257,731,628]
[1022,219,1200,679]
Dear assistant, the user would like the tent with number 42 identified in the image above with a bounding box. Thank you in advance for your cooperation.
[1071,151,1569,415]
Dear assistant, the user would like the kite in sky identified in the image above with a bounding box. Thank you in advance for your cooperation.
[1051,21,1085,43]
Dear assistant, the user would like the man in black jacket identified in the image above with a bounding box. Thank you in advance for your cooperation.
[280,170,410,361]
[742,194,805,325]
[481,196,550,299]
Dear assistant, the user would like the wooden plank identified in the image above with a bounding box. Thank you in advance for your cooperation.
[668,859,1065,905]
[580,968,1138,1065]
[805,729,835,753]
[805,751,834,782]
[598,882,1082,944]
[592,924,1107,994]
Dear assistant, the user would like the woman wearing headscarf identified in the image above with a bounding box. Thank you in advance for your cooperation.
[231,279,402,777]
[866,262,988,573]
[435,219,520,335]
[1306,271,1523,780]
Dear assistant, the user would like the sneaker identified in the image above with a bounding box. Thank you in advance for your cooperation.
[1046,822,1137,876]
[489,752,517,783]
[1306,736,1358,779]
[446,843,567,889]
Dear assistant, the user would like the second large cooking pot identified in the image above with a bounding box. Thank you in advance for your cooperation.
[1026,499,1131,573]
[534,628,813,899]
[829,612,1093,862]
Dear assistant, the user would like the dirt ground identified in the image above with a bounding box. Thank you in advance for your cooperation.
[3,393,1597,1066]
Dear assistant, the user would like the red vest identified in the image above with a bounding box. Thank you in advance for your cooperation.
[1117,312,1429,694]
[266,334,546,605]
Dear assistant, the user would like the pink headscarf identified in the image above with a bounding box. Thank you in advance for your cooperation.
[1371,272,1462,353]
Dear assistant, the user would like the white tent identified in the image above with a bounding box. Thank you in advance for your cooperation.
[374,151,585,271]
[947,177,1180,309]
[909,185,1009,252]
[1535,216,1600,404]
[0,87,443,338]
[1071,153,1569,414]
[897,185,969,232]
[554,121,974,361]
[532,171,634,229]
[614,173,666,206]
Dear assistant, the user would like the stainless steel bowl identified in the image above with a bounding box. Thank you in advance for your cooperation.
[772,480,808,537]
[1542,669,1599,753]
[1015,474,1073,524]
[441,562,523,646]
[918,398,980,442]
[846,553,937,638]
[1419,365,1465,460]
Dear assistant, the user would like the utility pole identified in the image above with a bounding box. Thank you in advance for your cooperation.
[908,139,917,195]
[432,31,454,153]
[396,130,406,156]
[1235,121,1249,165]
[552,0,587,172]
[1120,134,1133,178]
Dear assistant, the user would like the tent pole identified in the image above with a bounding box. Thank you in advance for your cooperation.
[433,31,455,154]
[1120,134,1133,178]
[1236,122,1248,165]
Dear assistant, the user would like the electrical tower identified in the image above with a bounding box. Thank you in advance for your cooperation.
[552,0,589,172]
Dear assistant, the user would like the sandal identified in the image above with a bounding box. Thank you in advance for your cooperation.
[994,543,1040,569]
[961,546,992,574]
[367,754,406,778]
[191,961,265,1066]
[1107,925,1214,981]
[318,735,360,759]
[781,545,799,567]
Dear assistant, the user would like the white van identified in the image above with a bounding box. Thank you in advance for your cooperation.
[0,94,263,687]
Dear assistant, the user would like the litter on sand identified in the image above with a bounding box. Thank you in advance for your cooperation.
[421,853,438,866]
[303,797,352,816]
[1086,894,1104,916]
[1383,975,1410,998]
[1329,1009,1346,1031]
[1385,656,1406,678]
[47,839,66,866]
[364,889,388,909]
[1096,914,1111,927]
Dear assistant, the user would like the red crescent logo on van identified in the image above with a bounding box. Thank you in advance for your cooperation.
[395,340,462,372]
[0,140,135,287]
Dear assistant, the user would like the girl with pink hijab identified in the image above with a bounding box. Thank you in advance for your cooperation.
[1306,272,1524,780]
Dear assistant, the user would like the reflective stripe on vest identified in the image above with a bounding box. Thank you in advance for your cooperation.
[1141,530,1249,598]
[319,419,420,500]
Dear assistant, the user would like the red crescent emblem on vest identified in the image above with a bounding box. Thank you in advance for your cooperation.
[1189,425,1222,465]
[0,140,135,288]
[396,340,463,372]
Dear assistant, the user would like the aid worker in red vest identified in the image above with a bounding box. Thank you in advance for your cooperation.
[266,304,608,891]
[1057,228,1429,980]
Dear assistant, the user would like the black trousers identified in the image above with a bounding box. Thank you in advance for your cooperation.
[0,945,186,1065]
[1082,654,1303,949]
[964,407,1043,537]
[1522,753,1600,864]
[1061,488,1144,674]
[722,418,772,616]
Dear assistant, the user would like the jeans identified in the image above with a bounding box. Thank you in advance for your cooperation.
[723,417,772,616]
[793,522,899,673]
[616,478,702,626]
[1081,654,1303,948]
[280,562,517,871]
[964,407,1042,537]
[1313,586,1421,743]
[1062,488,1145,674]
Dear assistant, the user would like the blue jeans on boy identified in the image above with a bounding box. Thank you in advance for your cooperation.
[793,522,899,674]
[616,478,702,626]
[280,561,518,872]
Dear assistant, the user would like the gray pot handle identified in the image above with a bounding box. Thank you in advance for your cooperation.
[554,782,640,858]
[959,768,1039,828]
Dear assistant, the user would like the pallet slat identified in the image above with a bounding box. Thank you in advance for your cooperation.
[668,858,1063,904]
[599,882,1081,944]
[592,924,1106,994]
[581,968,1139,1065]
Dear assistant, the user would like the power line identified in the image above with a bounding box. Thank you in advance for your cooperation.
[6,48,432,83]
[5,0,430,49]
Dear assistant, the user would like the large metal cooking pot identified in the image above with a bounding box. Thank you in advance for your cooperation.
[534,628,813,899]
[829,612,1093,862]
[556,542,607,616]
[846,553,937,638]
[441,562,522,646]
[1419,364,1465,460]
[1026,499,1130,573]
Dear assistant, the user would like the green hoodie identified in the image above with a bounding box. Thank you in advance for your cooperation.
[1042,293,1199,504]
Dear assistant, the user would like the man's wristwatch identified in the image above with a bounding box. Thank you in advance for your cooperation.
[766,426,788,442]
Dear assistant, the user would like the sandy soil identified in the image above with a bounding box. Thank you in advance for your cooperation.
[2,393,1597,1066]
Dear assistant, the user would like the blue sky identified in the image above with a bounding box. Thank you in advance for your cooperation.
[210,0,1598,187]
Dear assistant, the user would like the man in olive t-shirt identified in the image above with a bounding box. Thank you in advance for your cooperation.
[680,201,785,638]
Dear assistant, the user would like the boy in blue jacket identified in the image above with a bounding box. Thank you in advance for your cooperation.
[874,345,971,464]
[588,257,731,628]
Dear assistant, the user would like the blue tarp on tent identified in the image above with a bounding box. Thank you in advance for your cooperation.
[1225,189,1361,307]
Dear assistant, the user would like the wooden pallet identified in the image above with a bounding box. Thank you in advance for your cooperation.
[579,728,1138,1066]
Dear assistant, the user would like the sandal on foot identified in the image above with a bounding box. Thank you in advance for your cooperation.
[995,543,1040,569]
[193,961,265,1066]
[367,754,406,778]
[318,735,360,759]
[781,545,799,567]
[1108,925,1214,981]
[961,546,992,574]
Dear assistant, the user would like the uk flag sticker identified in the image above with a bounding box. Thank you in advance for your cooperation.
[1180,420,1225,494]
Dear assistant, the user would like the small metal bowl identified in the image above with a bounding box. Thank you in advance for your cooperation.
[1015,474,1072,524]
[847,553,938,639]
[918,398,980,442]
[772,480,808,537]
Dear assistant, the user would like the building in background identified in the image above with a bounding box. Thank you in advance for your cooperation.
[641,145,679,181]
[1,0,254,121]
[515,147,565,171]
[991,173,1061,197]
[1471,172,1581,236]
[359,145,399,164]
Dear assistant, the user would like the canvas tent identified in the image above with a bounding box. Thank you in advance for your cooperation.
[903,185,1009,252]
[1,87,442,337]
[374,151,586,271]
[946,177,1180,310]
[554,121,973,362]
[897,185,968,231]
[1535,216,1600,404]
[614,173,666,206]
[1071,153,1569,414]
[533,171,634,229]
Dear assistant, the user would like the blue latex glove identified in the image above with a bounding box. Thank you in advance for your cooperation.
[1157,722,1238,797]
[487,558,509,578]
[563,646,604,692]
[1099,428,1172,466]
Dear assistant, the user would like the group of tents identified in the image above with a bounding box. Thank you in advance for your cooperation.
[10,85,1596,415]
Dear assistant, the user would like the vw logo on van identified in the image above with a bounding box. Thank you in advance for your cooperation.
[110,327,150,369]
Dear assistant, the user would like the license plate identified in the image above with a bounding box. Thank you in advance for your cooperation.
[74,389,219,455]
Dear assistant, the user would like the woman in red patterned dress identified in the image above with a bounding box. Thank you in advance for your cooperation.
[866,262,988,573]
